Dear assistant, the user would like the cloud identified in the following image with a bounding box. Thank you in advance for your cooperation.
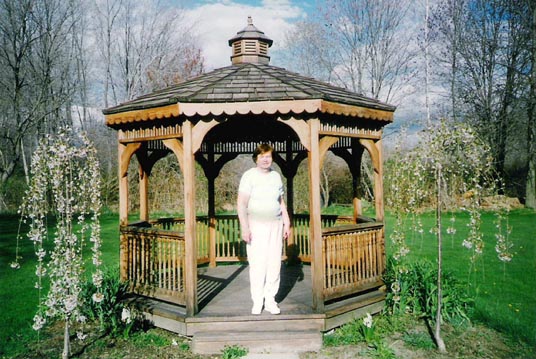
[183,0,306,70]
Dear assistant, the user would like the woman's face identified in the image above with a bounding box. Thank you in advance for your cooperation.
[256,151,273,171]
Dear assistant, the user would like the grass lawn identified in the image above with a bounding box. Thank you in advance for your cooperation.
[0,208,534,358]
[383,208,536,347]
[0,213,120,357]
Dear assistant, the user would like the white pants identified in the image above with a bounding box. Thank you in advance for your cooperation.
[246,218,283,306]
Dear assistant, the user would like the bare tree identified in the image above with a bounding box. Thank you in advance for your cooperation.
[0,0,82,209]
[431,0,531,190]
[280,20,338,83]
[321,0,418,104]
[94,0,204,104]
[526,0,536,208]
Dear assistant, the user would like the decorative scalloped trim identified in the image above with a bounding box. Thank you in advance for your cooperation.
[105,99,393,126]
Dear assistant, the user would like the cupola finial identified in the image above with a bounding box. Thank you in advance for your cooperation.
[228,16,273,65]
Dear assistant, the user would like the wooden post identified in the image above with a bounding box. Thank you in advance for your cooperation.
[118,143,129,227]
[118,140,141,281]
[359,139,384,222]
[308,119,324,312]
[352,140,364,223]
[285,140,295,219]
[207,144,217,268]
[183,121,198,316]
[139,165,149,222]
[374,139,384,222]
[118,141,142,224]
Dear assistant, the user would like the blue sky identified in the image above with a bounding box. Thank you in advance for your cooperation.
[178,0,315,69]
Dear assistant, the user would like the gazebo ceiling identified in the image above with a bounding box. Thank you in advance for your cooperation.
[103,17,396,128]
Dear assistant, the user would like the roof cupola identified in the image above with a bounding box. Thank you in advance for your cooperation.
[228,16,273,65]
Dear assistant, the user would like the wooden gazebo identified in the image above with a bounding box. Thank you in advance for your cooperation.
[103,17,395,354]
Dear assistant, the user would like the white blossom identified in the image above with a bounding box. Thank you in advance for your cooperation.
[92,292,104,303]
[32,315,46,331]
[121,308,132,324]
[17,128,103,342]
[362,313,373,328]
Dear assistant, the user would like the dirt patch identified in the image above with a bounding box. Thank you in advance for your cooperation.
[303,321,534,359]
[481,195,524,210]
[11,320,534,359]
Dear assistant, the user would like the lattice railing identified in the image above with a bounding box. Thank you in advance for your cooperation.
[322,223,384,301]
[121,226,186,305]
[121,215,384,304]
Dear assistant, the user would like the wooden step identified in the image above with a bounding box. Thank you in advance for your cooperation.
[186,313,324,335]
[191,330,322,355]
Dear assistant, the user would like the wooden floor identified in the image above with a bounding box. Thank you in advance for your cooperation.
[129,262,385,354]
[197,262,314,317]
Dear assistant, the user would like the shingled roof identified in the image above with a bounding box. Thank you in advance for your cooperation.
[104,63,394,113]
[103,17,395,127]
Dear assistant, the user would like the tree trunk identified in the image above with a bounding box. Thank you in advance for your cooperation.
[62,320,70,359]
[526,1,536,208]
[434,165,447,353]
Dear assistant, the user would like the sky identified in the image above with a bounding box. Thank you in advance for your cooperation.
[180,0,315,69]
[172,0,427,133]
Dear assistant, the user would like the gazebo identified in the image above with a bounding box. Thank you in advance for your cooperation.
[103,17,395,354]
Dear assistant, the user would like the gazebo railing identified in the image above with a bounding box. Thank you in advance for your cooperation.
[321,222,384,301]
[120,214,384,305]
[120,225,187,305]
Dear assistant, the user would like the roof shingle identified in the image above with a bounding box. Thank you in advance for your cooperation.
[102,63,396,116]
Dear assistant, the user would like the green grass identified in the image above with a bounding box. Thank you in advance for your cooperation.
[0,213,120,357]
[0,208,534,357]
[383,209,536,346]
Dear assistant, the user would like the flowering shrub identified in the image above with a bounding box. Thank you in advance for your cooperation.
[385,120,511,351]
[385,120,513,276]
[384,257,473,323]
[80,267,139,338]
[14,128,102,358]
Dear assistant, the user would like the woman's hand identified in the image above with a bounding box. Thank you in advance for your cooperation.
[283,223,290,239]
[241,227,252,243]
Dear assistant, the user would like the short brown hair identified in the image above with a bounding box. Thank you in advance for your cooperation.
[252,143,274,162]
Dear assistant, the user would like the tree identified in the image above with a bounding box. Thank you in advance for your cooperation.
[282,0,417,105]
[13,128,102,359]
[430,0,532,195]
[385,120,510,352]
[0,0,85,209]
[279,20,338,82]
[525,0,536,208]
[94,0,204,104]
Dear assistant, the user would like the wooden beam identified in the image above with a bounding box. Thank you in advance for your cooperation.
[135,148,170,222]
[183,121,198,315]
[207,145,217,268]
[117,139,141,283]
[319,136,339,168]
[308,118,324,312]
[277,116,311,151]
[359,139,384,221]
[332,144,364,222]
[192,119,221,153]
[139,165,149,222]
[119,141,142,225]
[163,139,185,171]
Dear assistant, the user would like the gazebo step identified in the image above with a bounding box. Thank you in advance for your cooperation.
[186,314,324,335]
[191,330,322,355]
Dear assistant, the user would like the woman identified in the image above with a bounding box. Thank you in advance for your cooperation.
[237,143,291,315]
